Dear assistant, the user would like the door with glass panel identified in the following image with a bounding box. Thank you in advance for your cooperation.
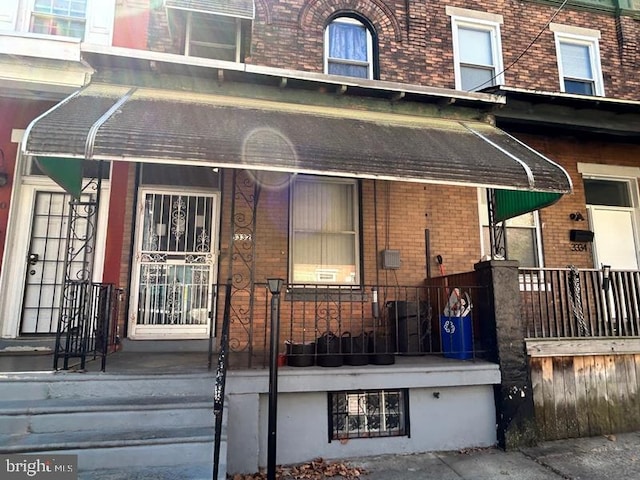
[21,191,91,334]
[129,190,218,339]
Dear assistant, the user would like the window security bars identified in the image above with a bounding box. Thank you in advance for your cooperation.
[328,389,409,440]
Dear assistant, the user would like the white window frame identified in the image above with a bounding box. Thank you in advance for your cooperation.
[184,11,242,62]
[551,24,604,97]
[477,188,544,268]
[289,176,360,285]
[447,7,504,91]
[324,16,373,80]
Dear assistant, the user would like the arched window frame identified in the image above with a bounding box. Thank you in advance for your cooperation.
[324,15,376,80]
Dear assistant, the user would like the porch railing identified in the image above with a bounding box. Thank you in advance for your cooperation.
[53,282,122,371]
[520,267,640,338]
[219,279,489,369]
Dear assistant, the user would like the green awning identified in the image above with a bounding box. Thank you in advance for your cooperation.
[36,157,83,198]
[494,189,562,222]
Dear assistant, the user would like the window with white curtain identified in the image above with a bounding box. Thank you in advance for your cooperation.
[290,176,359,285]
[324,17,373,79]
[448,8,504,91]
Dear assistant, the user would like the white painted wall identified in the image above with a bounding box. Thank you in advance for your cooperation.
[226,360,500,474]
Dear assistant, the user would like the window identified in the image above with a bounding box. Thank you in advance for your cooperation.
[185,12,241,62]
[290,176,359,285]
[324,17,373,79]
[30,0,87,38]
[329,390,409,440]
[448,8,504,91]
[551,24,604,96]
[478,189,543,268]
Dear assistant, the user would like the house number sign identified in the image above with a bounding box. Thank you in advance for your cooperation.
[233,233,252,242]
[571,243,588,252]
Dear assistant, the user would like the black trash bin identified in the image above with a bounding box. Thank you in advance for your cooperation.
[387,301,431,355]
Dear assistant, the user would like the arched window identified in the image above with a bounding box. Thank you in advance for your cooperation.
[324,16,374,79]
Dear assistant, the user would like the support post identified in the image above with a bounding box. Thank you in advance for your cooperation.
[266,278,284,480]
[474,260,537,449]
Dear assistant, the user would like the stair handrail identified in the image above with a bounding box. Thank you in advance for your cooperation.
[212,279,232,480]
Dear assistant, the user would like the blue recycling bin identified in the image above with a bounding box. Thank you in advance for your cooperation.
[440,315,473,359]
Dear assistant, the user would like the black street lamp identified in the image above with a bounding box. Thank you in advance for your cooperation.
[266,278,284,480]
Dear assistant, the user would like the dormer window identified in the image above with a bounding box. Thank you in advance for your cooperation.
[30,0,87,39]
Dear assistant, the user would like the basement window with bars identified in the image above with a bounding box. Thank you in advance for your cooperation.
[328,390,409,441]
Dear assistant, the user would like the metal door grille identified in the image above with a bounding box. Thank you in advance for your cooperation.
[21,191,90,334]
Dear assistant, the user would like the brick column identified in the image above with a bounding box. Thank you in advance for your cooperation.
[474,260,537,449]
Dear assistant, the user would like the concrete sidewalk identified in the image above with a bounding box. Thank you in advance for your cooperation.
[81,431,640,479]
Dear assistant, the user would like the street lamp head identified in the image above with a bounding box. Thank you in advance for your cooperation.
[267,278,284,294]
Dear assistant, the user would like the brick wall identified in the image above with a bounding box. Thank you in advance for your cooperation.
[512,133,640,269]
[143,0,640,100]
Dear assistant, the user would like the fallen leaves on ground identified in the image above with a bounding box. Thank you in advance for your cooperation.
[230,457,367,479]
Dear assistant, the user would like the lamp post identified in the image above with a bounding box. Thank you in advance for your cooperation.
[266,278,284,480]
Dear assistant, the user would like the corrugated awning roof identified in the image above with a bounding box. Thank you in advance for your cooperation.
[22,84,572,198]
[164,0,255,19]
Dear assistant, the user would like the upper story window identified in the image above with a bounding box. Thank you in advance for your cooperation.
[290,176,360,285]
[324,16,374,79]
[447,7,504,92]
[478,189,543,268]
[30,0,87,38]
[165,0,254,62]
[185,12,241,61]
[551,23,604,96]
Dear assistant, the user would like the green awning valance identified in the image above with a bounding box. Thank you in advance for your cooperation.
[36,157,83,198]
[494,189,562,222]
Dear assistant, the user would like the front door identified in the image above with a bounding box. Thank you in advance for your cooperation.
[589,207,639,270]
[129,189,218,339]
[20,190,95,334]
[585,177,639,270]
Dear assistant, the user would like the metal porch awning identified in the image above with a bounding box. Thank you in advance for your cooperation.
[22,84,572,216]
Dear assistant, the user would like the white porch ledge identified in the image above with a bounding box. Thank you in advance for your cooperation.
[227,356,500,394]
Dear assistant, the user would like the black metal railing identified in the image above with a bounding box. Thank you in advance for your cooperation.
[521,267,640,338]
[218,279,488,369]
[212,280,232,480]
[53,282,121,371]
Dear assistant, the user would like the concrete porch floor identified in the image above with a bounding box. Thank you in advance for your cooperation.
[0,349,491,375]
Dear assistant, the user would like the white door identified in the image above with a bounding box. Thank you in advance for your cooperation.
[590,207,639,270]
[129,189,218,339]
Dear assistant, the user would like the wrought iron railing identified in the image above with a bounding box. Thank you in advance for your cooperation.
[521,267,640,338]
[53,282,122,371]
[212,280,232,480]
[218,280,489,369]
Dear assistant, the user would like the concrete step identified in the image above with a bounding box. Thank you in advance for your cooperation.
[0,372,216,401]
[0,396,214,435]
[0,372,228,478]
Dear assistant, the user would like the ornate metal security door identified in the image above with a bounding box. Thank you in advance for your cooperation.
[130,190,218,339]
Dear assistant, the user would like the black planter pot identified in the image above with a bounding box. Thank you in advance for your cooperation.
[316,332,343,367]
[285,341,315,367]
[342,332,370,366]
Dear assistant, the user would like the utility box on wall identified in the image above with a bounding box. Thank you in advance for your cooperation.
[382,249,401,269]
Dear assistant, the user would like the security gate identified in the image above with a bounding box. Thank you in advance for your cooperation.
[129,190,218,339]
